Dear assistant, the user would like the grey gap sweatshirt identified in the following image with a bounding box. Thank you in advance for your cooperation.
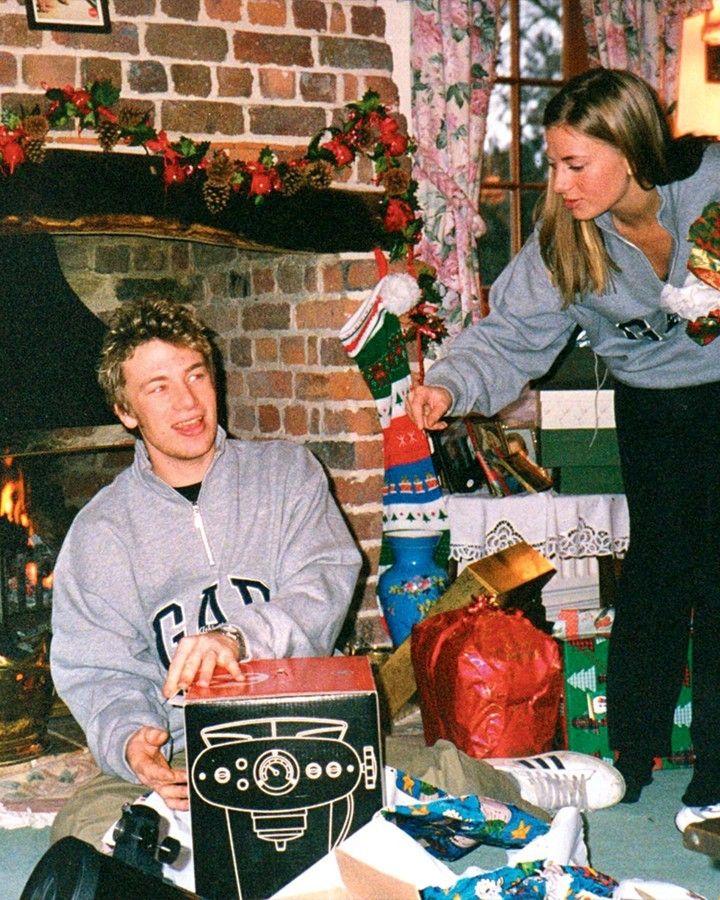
[426,142,720,417]
[50,427,361,781]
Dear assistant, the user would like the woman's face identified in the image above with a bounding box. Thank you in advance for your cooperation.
[545,124,634,221]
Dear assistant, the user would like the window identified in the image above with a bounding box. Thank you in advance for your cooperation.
[479,0,588,287]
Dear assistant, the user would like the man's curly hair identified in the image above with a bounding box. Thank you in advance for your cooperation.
[98,297,215,411]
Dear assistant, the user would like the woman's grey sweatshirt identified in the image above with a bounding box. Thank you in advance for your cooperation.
[50,427,361,782]
[426,143,720,416]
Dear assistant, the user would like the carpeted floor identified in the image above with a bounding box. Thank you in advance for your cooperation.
[398,764,720,898]
[2,711,720,898]
[0,719,100,899]
[3,758,720,897]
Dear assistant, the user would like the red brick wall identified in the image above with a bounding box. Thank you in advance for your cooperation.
[0,1,403,645]
[0,0,400,175]
[55,235,388,646]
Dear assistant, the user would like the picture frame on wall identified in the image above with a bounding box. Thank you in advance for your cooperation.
[26,0,112,33]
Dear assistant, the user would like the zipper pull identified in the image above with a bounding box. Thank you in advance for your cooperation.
[193,503,216,566]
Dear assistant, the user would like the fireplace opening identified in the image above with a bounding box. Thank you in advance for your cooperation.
[0,449,132,641]
[0,233,116,435]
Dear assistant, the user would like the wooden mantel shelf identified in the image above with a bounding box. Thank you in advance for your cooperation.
[0,149,385,253]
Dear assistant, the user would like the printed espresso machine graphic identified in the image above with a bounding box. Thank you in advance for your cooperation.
[190,715,379,891]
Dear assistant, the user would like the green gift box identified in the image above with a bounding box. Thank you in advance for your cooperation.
[539,429,624,494]
[559,635,694,768]
[539,390,624,494]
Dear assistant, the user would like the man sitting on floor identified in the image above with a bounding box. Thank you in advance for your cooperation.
[49,296,362,848]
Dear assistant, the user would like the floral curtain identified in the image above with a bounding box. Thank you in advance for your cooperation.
[580,0,712,107]
[411,0,503,341]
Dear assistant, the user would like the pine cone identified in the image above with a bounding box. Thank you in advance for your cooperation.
[23,114,49,142]
[118,107,145,130]
[24,140,46,164]
[22,115,49,164]
[203,181,231,214]
[205,149,234,187]
[304,160,332,191]
[96,119,121,153]
[279,164,304,196]
[382,167,411,197]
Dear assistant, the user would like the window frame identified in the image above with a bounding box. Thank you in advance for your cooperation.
[480,0,588,282]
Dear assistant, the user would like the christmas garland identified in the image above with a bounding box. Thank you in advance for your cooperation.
[0,81,445,351]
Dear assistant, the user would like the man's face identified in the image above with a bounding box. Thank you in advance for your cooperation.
[115,339,218,486]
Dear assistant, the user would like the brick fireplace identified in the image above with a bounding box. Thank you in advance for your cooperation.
[3,231,387,647]
[0,0,408,646]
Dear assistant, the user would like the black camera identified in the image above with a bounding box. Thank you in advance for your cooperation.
[113,801,182,880]
[20,805,197,900]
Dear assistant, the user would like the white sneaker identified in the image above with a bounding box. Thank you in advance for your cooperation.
[675,802,720,833]
[486,751,626,812]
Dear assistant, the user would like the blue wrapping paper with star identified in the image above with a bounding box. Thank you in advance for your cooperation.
[420,860,617,899]
[382,783,549,861]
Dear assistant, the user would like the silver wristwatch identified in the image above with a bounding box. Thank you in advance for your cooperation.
[209,623,248,660]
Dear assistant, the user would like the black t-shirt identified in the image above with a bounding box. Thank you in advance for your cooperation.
[174,482,202,503]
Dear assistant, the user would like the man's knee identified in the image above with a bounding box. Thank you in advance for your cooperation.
[51,773,147,851]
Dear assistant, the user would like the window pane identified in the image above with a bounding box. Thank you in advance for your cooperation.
[496,18,511,77]
[519,0,562,80]
[519,84,555,182]
[485,84,511,181]
[521,189,544,242]
[478,190,511,283]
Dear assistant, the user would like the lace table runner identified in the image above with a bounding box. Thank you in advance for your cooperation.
[448,491,629,564]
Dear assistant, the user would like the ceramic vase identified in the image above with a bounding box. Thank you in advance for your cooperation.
[377,530,449,647]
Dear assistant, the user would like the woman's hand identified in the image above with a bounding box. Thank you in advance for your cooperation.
[406,384,453,430]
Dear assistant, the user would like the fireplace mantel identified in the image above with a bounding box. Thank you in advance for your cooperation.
[0,149,384,254]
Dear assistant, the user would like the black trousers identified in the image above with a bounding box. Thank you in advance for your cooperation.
[607,380,720,794]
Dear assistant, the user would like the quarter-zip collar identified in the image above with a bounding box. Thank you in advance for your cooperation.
[192,501,216,565]
[132,426,228,501]
[131,426,228,565]
[595,186,678,286]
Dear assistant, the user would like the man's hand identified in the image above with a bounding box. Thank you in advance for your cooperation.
[406,384,453,431]
[163,631,244,699]
[126,726,189,811]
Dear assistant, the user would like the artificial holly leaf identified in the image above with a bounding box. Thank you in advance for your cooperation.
[123,121,157,146]
[91,80,120,109]
[347,90,383,117]
[258,146,278,167]
[1,110,21,129]
[306,128,340,161]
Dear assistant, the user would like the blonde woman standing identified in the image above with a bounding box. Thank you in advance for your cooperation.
[408,68,720,829]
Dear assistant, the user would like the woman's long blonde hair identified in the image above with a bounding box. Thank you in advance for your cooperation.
[538,68,708,306]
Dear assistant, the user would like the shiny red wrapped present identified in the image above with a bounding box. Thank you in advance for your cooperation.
[411,595,563,758]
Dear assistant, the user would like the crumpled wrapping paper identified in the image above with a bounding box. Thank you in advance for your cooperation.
[411,598,563,758]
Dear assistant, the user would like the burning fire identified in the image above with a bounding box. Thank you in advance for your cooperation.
[1,457,53,592]
[2,456,31,533]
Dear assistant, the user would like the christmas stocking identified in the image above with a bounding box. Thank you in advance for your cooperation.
[339,255,448,551]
